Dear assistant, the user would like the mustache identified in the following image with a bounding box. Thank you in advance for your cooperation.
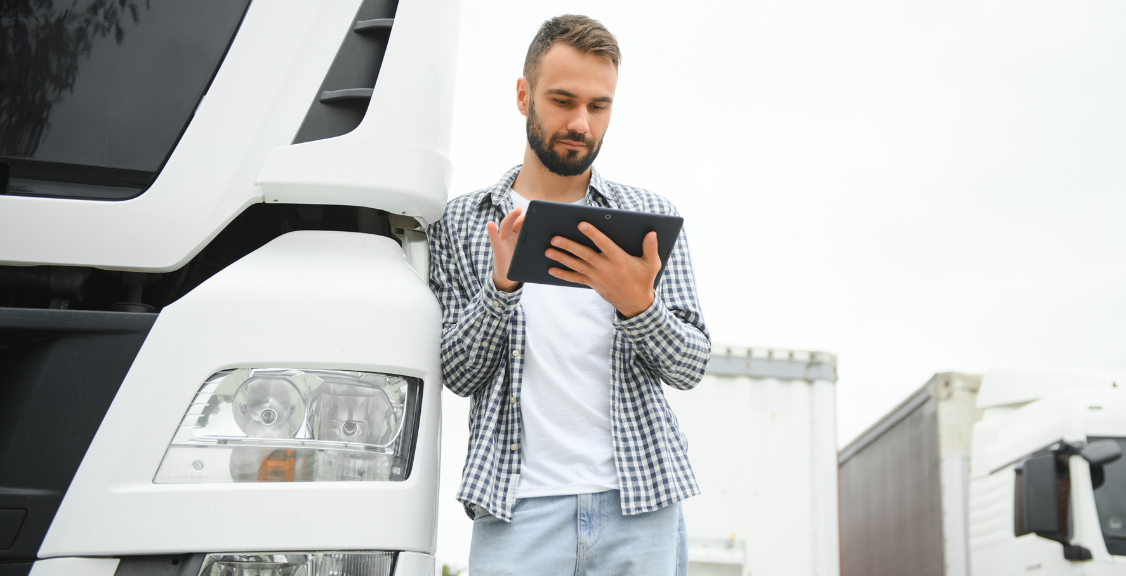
[551,133,594,148]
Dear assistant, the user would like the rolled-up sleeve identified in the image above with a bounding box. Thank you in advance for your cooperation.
[428,216,521,397]
[614,221,710,390]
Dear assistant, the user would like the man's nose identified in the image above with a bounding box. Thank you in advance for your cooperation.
[566,108,591,135]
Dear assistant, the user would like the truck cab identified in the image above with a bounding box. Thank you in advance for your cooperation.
[970,369,1126,574]
[0,0,459,574]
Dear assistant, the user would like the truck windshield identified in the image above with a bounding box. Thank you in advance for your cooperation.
[0,0,249,200]
[1091,437,1126,556]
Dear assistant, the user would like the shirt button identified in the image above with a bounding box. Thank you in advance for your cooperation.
[510,443,518,451]
[478,340,486,347]
[512,350,520,358]
[511,395,516,404]
[493,299,501,308]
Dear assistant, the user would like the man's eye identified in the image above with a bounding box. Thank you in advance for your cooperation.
[554,99,569,105]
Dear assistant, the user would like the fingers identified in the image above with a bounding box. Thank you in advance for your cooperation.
[642,231,660,268]
[499,207,523,237]
[576,222,621,255]
[488,208,524,253]
[547,267,592,287]
[486,220,501,251]
[564,224,654,266]
[545,246,592,275]
[550,235,598,262]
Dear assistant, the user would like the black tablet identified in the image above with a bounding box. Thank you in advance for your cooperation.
[507,200,683,289]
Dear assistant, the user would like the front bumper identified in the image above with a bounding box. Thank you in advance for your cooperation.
[27,552,435,576]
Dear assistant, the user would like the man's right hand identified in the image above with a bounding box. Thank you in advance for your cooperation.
[486,207,525,292]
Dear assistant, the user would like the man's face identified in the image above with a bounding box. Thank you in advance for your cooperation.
[520,43,618,177]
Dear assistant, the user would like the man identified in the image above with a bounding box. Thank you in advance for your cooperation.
[427,15,710,576]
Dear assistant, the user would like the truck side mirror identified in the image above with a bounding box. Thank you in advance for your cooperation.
[1021,452,1066,537]
[1081,439,1123,467]
[1016,451,1093,562]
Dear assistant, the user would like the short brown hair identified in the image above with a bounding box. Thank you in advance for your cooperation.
[523,15,621,89]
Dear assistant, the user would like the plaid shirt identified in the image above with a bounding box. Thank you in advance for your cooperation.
[427,165,710,521]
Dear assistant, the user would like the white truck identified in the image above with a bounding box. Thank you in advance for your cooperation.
[839,370,1126,575]
[663,346,841,576]
[0,0,459,575]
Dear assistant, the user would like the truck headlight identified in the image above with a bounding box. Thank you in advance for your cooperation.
[199,551,393,576]
[154,369,421,483]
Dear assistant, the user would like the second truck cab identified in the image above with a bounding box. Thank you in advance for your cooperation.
[970,370,1126,574]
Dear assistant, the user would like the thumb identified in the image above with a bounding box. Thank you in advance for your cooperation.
[642,231,660,267]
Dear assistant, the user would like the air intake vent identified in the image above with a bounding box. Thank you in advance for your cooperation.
[292,0,398,144]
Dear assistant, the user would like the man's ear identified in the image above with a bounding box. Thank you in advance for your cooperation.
[516,77,530,117]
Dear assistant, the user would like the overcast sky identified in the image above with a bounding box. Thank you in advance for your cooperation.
[438,0,1126,568]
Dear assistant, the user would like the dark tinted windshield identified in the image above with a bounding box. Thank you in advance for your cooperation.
[1,0,249,199]
[1091,437,1126,556]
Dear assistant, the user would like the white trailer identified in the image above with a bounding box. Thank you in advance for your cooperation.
[663,346,841,576]
[839,369,1126,575]
[0,0,460,574]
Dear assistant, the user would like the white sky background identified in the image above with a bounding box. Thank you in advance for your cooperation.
[437,0,1126,569]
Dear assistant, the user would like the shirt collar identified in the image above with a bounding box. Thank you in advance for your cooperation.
[587,168,616,208]
[479,165,618,209]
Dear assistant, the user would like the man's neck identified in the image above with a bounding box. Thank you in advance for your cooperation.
[511,144,591,203]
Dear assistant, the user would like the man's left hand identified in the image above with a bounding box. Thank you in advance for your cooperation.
[545,223,659,318]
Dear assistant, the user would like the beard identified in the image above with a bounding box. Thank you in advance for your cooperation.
[526,97,604,177]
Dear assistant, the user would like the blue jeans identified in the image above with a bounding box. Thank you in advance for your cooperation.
[469,490,687,576]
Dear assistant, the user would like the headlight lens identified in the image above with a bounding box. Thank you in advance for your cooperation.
[154,369,421,483]
[199,551,393,576]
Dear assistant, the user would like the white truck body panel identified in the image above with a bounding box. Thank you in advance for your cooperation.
[976,368,1121,409]
[0,0,354,270]
[0,0,459,271]
[664,346,840,576]
[27,558,119,576]
[39,232,444,557]
[256,0,460,226]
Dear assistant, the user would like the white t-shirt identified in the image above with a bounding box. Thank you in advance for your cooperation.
[509,189,619,498]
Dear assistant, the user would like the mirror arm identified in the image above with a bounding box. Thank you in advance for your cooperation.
[1063,544,1093,562]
